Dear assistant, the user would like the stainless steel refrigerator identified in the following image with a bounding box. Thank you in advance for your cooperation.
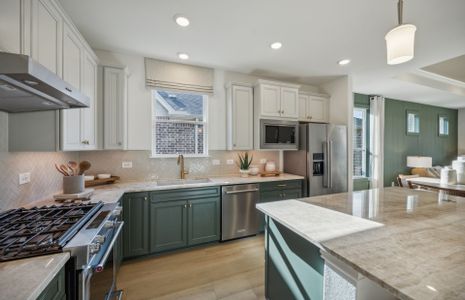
[284,123,348,197]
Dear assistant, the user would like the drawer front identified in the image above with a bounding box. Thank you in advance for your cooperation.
[259,180,302,192]
[150,187,220,202]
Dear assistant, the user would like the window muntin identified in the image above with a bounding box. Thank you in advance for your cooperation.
[152,90,208,157]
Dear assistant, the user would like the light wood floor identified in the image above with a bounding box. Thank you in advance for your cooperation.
[117,235,265,300]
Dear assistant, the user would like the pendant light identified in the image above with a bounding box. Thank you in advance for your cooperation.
[385,0,416,65]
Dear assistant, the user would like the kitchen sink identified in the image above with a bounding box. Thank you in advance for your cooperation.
[156,178,212,186]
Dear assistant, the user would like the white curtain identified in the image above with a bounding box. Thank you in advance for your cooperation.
[145,58,214,94]
[369,95,385,189]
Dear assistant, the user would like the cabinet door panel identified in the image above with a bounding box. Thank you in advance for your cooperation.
[123,193,150,258]
[80,53,97,149]
[150,200,187,253]
[61,22,82,150]
[32,0,62,76]
[103,67,126,149]
[260,84,281,117]
[0,0,21,53]
[188,197,220,246]
[280,87,299,118]
[308,96,328,123]
[299,95,308,121]
[232,85,253,150]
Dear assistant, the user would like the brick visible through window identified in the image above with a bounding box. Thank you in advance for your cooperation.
[152,90,208,156]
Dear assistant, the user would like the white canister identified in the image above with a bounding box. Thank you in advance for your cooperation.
[441,167,457,185]
[265,161,276,172]
[452,160,465,184]
[249,165,260,176]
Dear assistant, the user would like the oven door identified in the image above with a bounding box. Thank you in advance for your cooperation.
[85,221,124,300]
[260,119,298,150]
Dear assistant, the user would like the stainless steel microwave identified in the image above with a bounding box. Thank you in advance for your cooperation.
[260,119,299,150]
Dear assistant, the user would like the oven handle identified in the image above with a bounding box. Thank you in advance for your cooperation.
[94,221,124,273]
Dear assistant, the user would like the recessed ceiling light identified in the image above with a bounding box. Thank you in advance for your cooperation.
[270,42,283,50]
[338,59,351,65]
[177,52,189,60]
[174,15,190,27]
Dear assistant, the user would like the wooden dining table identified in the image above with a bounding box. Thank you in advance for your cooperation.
[406,177,465,197]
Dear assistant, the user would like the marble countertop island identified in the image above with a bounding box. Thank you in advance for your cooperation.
[257,187,465,300]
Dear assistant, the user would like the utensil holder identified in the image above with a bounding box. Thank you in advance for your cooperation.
[63,175,85,194]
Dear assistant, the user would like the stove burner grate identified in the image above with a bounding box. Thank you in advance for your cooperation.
[0,202,102,262]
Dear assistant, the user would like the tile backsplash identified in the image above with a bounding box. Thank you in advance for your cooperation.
[0,151,78,210]
[78,150,280,181]
[0,150,279,211]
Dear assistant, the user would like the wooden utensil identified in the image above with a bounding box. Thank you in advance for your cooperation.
[55,164,68,176]
[60,164,72,176]
[78,161,91,175]
[68,161,78,176]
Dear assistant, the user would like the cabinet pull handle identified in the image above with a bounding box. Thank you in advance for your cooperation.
[189,203,192,208]
[184,204,187,208]
[144,197,148,201]
[276,184,287,187]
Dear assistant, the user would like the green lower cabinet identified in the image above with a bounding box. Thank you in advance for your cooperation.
[150,187,221,254]
[37,267,65,300]
[123,192,150,258]
[150,200,188,252]
[258,180,303,232]
[188,197,220,246]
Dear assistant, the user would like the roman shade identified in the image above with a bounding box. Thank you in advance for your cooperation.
[145,58,214,94]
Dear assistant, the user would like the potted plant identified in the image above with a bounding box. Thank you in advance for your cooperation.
[237,152,253,177]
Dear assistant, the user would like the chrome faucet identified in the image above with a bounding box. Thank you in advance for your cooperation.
[177,154,189,179]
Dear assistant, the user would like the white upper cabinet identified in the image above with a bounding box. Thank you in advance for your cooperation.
[299,93,329,123]
[280,87,299,118]
[2,0,99,152]
[226,83,254,150]
[255,80,300,120]
[259,84,281,117]
[103,66,127,150]
[80,52,98,149]
[0,0,21,53]
[31,0,62,76]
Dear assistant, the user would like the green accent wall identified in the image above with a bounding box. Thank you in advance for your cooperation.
[384,98,458,186]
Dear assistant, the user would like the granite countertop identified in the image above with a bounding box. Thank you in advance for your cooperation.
[257,187,465,300]
[0,252,70,300]
[4,173,303,299]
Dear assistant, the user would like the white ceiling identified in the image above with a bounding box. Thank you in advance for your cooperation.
[58,0,465,108]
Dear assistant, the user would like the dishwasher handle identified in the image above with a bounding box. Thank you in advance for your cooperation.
[224,188,259,195]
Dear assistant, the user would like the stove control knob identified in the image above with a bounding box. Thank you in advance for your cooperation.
[103,220,115,229]
[113,206,122,216]
[89,242,100,254]
[94,235,105,244]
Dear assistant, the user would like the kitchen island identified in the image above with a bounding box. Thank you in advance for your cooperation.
[257,187,465,300]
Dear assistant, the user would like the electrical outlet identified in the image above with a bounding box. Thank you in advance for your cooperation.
[226,159,234,165]
[19,172,31,185]
[260,158,267,164]
[122,161,133,168]
[212,159,220,166]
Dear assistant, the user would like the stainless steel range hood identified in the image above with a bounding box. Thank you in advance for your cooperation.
[0,52,89,113]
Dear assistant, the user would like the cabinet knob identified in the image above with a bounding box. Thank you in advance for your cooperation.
[144,197,148,201]
[189,203,192,208]
[184,204,187,208]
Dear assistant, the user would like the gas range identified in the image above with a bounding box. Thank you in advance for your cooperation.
[0,201,124,300]
[0,202,102,262]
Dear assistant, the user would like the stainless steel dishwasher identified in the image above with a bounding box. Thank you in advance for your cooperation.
[221,184,260,241]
